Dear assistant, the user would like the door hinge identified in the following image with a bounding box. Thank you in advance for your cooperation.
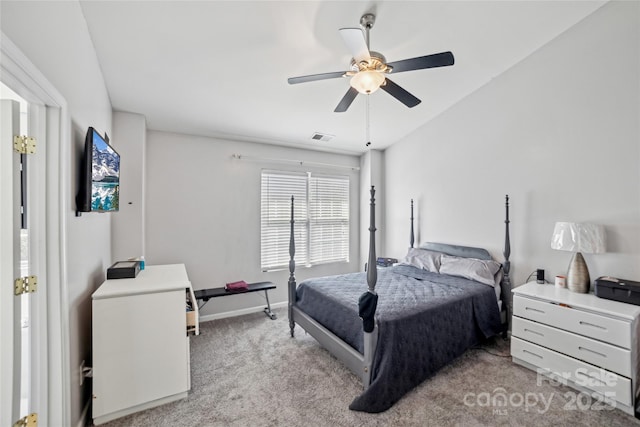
[13,135,36,154]
[13,413,37,427]
[14,275,37,296]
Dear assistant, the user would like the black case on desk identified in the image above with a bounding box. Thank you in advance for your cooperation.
[107,261,140,279]
[594,276,640,306]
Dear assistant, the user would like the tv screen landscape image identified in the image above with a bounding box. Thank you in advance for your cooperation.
[76,127,120,214]
[91,131,120,211]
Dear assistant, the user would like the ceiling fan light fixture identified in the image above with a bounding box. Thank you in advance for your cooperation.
[350,70,385,94]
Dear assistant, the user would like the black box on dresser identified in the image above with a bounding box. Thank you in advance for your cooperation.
[595,276,640,306]
[106,261,140,280]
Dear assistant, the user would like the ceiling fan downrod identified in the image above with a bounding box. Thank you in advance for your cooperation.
[360,13,375,51]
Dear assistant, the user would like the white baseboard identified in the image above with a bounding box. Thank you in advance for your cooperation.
[199,301,287,323]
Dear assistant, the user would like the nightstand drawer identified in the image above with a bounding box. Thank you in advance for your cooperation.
[511,337,632,406]
[513,295,631,348]
[512,317,631,377]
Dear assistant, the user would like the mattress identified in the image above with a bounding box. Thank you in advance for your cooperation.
[295,264,502,412]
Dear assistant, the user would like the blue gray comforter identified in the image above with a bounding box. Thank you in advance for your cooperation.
[295,264,502,412]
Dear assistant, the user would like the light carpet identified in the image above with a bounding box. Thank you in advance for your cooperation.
[99,308,640,426]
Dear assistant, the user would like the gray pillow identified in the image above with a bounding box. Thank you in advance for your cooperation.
[400,248,441,273]
[439,254,501,286]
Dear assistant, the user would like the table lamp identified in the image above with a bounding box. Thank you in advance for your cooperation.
[550,222,606,293]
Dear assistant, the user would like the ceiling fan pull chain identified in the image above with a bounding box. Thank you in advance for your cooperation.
[365,95,371,147]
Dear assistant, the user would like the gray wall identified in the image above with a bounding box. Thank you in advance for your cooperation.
[144,130,361,318]
[111,112,147,261]
[1,2,113,426]
[384,2,640,292]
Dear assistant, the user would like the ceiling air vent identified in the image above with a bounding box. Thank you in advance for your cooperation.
[310,132,334,142]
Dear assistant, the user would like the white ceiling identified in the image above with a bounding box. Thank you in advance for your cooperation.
[79,1,606,155]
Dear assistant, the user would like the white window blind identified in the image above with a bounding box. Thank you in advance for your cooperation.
[261,170,349,271]
[309,174,350,265]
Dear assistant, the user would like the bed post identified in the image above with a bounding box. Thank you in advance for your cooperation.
[410,199,415,248]
[367,187,377,293]
[502,194,511,335]
[288,196,296,338]
[361,186,379,388]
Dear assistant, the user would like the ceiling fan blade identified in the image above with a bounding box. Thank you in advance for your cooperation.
[339,28,371,64]
[288,71,345,85]
[381,78,421,108]
[334,87,359,112]
[387,51,455,73]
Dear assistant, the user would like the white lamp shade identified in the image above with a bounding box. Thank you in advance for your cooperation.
[550,222,606,254]
[350,70,385,94]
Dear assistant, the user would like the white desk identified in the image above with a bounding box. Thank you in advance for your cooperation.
[92,264,197,425]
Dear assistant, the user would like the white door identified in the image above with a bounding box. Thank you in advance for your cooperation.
[1,98,22,425]
[1,94,39,426]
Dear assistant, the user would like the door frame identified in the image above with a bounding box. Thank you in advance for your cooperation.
[1,31,71,426]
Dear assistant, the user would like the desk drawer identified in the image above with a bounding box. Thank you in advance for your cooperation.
[513,295,631,349]
[511,337,632,406]
[512,317,631,377]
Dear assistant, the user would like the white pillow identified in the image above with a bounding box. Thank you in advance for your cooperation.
[439,254,501,287]
[400,248,441,273]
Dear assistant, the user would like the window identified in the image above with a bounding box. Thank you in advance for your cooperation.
[261,170,349,271]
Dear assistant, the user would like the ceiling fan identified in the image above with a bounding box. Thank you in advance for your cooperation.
[287,13,455,113]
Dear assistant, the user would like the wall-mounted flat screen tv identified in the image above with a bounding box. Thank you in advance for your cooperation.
[76,127,120,214]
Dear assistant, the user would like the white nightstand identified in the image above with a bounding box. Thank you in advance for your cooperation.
[511,281,640,417]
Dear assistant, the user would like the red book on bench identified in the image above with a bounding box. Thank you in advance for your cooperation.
[225,280,248,291]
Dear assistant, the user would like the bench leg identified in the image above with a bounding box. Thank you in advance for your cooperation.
[263,290,277,320]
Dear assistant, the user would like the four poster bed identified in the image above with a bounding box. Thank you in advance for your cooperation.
[287,187,512,413]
